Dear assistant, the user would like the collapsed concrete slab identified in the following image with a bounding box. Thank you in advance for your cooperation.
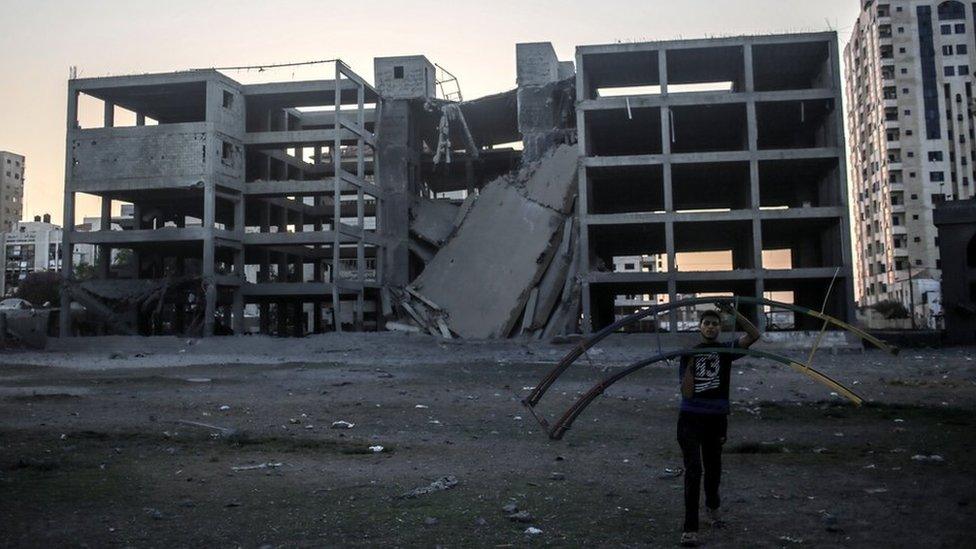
[409,196,460,247]
[409,144,579,338]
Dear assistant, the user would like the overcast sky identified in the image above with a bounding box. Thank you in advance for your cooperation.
[0,0,862,223]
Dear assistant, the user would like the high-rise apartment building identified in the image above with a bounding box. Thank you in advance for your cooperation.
[0,151,25,233]
[845,1,976,309]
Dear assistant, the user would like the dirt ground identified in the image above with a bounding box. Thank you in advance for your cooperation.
[1,333,974,548]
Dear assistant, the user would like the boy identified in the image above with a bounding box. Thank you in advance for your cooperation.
[678,303,760,547]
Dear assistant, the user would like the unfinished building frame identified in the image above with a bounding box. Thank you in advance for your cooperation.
[60,62,382,337]
[576,33,855,333]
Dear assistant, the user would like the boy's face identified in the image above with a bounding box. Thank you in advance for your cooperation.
[699,315,721,341]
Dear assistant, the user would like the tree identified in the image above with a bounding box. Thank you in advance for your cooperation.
[15,270,62,308]
[872,300,910,319]
[74,262,96,281]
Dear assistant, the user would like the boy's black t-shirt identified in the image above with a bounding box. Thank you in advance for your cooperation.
[677,340,744,415]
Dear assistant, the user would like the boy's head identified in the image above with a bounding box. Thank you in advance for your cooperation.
[699,310,722,341]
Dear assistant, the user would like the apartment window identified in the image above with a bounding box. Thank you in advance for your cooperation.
[902,88,910,94]
[945,66,956,76]
[899,47,907,53]
[904,109,912,115]
[13,174,18,179]
[898,27,905,33]
[893,215,900,226]
[907,151,915,157]
[956,23,966,33]
[912,214,920,220]
[221,141,234,165]
[906,130,914,136]
[931,171,945,181]
[393,66,404,79]
[943,45,955,55]
[901,67,908,74]
[929,151,944,161]
[942,24,953,34]
[959,44,969,54]
[960,65,970,75]
[222,90,234,109]
[896,6,902,11]
[914,237,921,243]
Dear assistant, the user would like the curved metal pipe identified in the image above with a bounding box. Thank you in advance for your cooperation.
[545,347,862,440]
[525,296,896,409]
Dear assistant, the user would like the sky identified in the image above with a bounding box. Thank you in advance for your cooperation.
[0,0,863,224]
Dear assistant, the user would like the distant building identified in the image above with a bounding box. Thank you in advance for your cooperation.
[844,1,976,309]
[0,151,25,233]
[1,215,62,297]
[933,197,976,343]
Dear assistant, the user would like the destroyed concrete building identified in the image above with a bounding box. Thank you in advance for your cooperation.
[576,33,854,332]
[59,33,855,338]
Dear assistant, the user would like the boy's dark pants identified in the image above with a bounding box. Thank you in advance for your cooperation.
[677,411,728,532]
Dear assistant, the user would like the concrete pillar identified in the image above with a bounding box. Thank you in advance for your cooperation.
[60,86,79,337]
[97,197,111,279]
[259,202,271,334]
[136,113,145,126]
[375,99,413,290]
[202,182,216,337]
[230,194,245,334]
[103,101,114,128]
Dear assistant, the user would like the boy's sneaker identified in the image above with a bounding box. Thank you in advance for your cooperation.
[707,507,725,528]
[679,531,699,547]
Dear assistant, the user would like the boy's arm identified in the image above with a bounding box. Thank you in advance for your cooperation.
[719,303,761,348]
[681,360,695,398]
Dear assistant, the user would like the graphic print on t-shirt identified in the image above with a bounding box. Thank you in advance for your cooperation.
[693,352,721,393]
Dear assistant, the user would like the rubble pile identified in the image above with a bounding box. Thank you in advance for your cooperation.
[394,144,581,339]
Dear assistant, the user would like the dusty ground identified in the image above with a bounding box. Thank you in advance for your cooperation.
[1,333,974,548]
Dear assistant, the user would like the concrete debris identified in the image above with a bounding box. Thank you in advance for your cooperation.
[403,144,580,339]
[0,308,49,349]
[524,526,543,535]
[385,321,422,334]
[410,196,460,247]
[231,462,282,471]
[330,420,355,429]
[368,445,385,453]
[174,420,239,439]
[508,510,534,523]
[911,454,945,463]
[397,475,459,499]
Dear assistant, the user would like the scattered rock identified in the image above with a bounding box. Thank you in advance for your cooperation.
[524,526,543,535]
[508,510,534,523]
[550,472,565,481]
[231,462,282,472]
[911,454,945,463]
[218,405,230,411]
[657,467,683,479]
[398,475,458,499]
[330,421,355,429]
[502,503,519,514]
[368,445,384,453]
